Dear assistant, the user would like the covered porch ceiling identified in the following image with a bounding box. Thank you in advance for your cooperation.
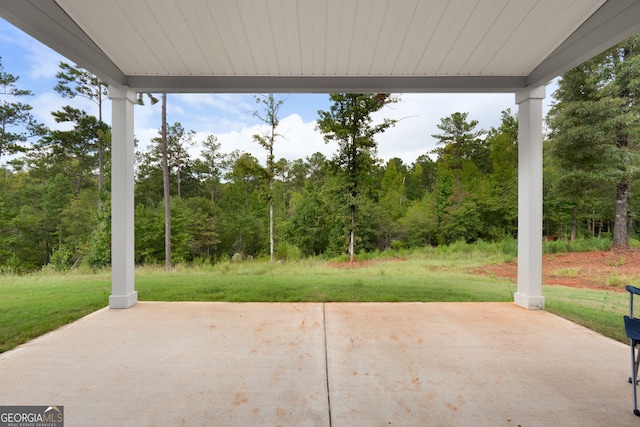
[1,0,640,94]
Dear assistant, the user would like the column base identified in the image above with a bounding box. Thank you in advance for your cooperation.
[109,291,138,309]
[514,292,545,310]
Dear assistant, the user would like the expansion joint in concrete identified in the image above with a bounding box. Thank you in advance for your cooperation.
[322,303,332,427]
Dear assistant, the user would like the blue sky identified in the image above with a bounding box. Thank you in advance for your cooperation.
[1,18,556,166]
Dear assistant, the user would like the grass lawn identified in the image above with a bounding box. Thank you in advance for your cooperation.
[544,285,629,343]
[0,251,630,352]
[0,272,111,353]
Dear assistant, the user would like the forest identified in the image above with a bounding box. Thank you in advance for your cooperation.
[1,34,639,273]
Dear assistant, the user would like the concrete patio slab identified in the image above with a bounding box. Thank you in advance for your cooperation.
[0,302,329,426]
[325,302,634,426]
[0,302,636,426]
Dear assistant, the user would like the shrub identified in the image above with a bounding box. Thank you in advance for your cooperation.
[48,245,73,272]
[275,242,302,261]
[501,235,518,257]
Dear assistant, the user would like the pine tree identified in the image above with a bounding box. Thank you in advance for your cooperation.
[317,93,397,262]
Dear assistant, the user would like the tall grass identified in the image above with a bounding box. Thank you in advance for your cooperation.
[135,257,515,303]
[543,236,613,254]
[0,239,630,353]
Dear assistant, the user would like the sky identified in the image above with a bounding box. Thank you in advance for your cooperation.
[0,18,557,167]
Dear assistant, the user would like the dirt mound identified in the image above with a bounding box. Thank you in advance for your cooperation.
[473,249,640,291]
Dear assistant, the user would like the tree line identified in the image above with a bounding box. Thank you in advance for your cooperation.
[0,33,638,272]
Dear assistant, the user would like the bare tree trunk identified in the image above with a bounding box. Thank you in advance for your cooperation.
[161,93,172,269]
[98,148,103,192]
[612,46,631,251]
[613,179,629,249]
[348,205,355,263]
[570,206,577,241]
[252,94,283,263]
[269,194,274,263]
[268,139,274,263]
[98,96,104,194]
[177,156,181,198]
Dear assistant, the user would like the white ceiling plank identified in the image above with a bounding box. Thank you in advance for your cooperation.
[295,1,317,75]
[370,0,421,75]
[480,0,555,74]
[529,0,640,86]
[235,0,278,76]
[55,0,608,78]
[187,1,236,75]
[399,1,449,75]
[350,0,397,75]
[413,1,478,76]
[296,0,329,75]
[324,0,358,75]
[2,0,636,92]
[59,1,152,75]
[213,1,257,75]
[509,0,605,75]
[435,0,486,75]
[439,0,510,75]
[147,0,210,75]
[481,0,604,75]
[495,0,572,74]
[314,1,330,75]
[173,1,228,75]
[267,0,299,76]
[461,0,535,75]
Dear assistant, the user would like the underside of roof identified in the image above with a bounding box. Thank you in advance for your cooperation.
[1,0,640,93]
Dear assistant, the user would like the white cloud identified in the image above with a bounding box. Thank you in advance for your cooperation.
[174,93,254,122]
[140,91,558,168]
[274,114,332,161]
[164,114,329,167]
[35,88,562,171]
[31,92,72,130]
[176,93,253,114]
[200,114,328,164]
[367,93,513,164]
[26,42,64,82]
[134,127,159,153]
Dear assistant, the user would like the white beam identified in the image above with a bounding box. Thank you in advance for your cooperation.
[515,86,546,310]
[108,85,137,309]
[125,75,527,94]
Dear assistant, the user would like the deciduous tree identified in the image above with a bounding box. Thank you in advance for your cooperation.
[317,93,397,262]
[253,94,284,262]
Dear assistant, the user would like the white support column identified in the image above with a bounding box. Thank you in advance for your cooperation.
[108,85,138,309]
[515,86,545,309]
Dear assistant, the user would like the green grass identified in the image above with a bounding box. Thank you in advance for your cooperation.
[0,271,111,353]
[544,285,629,343]
[0,247,632,353]
[135,259,515,303]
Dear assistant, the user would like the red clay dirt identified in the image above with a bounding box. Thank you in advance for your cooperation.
[328,249,640,291]
[473,249,640,292]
